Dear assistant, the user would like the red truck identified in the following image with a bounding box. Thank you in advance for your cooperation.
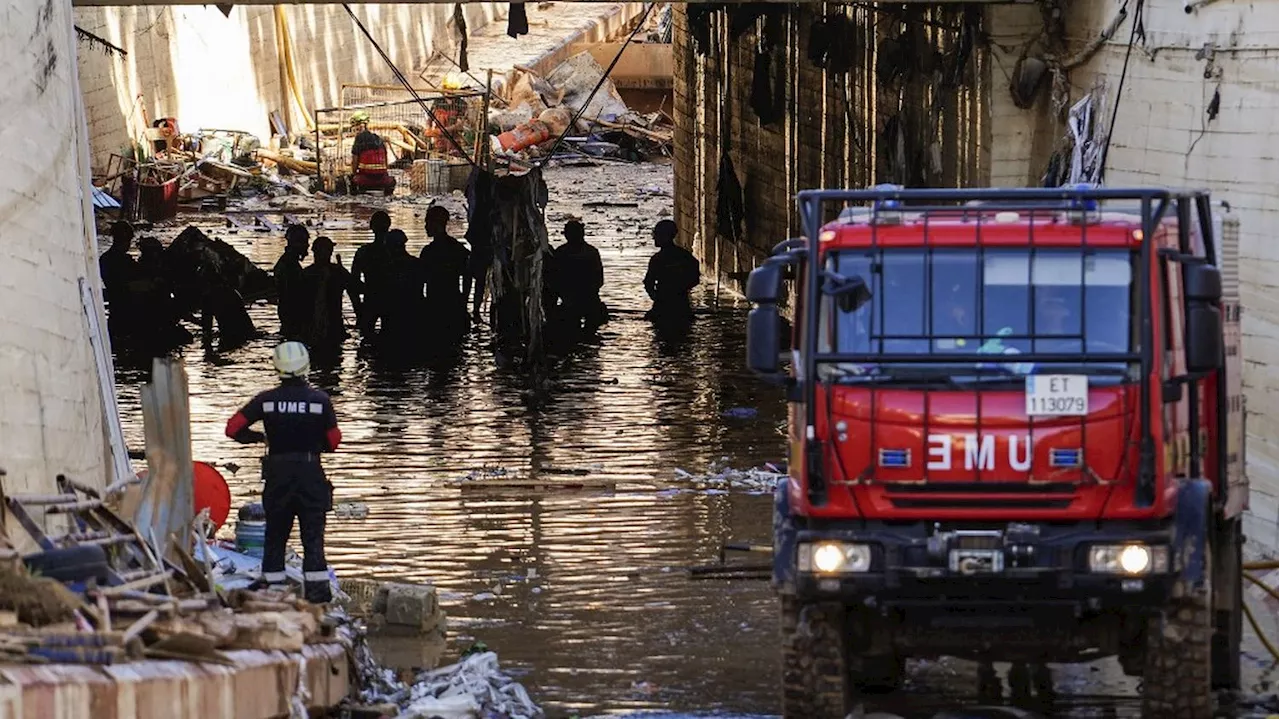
[744,186,1247,719]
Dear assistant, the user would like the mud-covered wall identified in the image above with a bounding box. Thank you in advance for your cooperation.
[672,3,990,295]
[986,0,1279,556]
[2,0,110,494]
[74,2,505,173]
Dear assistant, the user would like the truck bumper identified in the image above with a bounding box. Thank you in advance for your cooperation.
[792,520,1176,604]
[784,520,1175,661]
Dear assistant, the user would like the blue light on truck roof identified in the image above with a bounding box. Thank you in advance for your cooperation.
[1049,448,1083,468]
[879,449,911,469]
[1067,183,1100,212]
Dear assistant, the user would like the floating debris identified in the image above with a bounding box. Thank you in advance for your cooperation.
[672,462,786,495]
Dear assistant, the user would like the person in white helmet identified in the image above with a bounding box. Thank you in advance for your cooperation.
[224,341,341,603]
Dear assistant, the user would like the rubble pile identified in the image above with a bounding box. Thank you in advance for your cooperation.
[487,52,673,171]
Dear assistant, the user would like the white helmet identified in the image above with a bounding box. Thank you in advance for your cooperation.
[273,341,310,378]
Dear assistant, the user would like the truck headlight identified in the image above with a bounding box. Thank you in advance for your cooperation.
[1089,544,1168,575]
[797,542,871,574]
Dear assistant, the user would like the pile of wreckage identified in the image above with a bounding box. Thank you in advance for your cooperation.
[90,49,671,222]
[0,468,542,718]
[484,51,674,172]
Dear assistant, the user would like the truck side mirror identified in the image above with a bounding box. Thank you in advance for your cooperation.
[746,261,784,304]
[1184,263,1222,303]
[747,305,782,375]
[1184,264,1223,373]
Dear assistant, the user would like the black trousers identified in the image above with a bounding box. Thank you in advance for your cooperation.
[261,456,333,603]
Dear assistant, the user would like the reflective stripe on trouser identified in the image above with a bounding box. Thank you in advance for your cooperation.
[262,571,288,588]
[262,459,333,604]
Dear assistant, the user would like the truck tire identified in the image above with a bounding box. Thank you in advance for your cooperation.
[1142,570,1213,717]
[780,596,849,719]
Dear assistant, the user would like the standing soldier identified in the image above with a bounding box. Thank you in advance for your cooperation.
[274,225,311,341]
[224,342,341,603]
[643,219,700,325]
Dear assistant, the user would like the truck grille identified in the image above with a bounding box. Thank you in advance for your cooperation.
[883,482,1076,510]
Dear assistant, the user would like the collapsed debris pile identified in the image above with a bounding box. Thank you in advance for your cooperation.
[0,477,339,665]
[0,468,542,718]
[486,52,673,171]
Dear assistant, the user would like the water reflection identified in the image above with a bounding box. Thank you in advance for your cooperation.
[110,166,781,714]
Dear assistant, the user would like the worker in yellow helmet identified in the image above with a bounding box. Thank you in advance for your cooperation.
[349,110,395,196]
[224,342,341,603]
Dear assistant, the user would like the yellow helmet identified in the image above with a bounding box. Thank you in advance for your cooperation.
[350,111,371,127]
[273,341,310,378]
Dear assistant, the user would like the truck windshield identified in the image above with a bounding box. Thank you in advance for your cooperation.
[819,248,1138,378]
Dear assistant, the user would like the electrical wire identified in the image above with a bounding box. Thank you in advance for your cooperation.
[1097,0,1145,183]
[342,4,480,170]
[536,2,656,167]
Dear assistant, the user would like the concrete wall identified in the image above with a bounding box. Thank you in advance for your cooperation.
[2,0,110,494]
[987,0,1279,556]
[74,2,504,173]
[672,4,989,295]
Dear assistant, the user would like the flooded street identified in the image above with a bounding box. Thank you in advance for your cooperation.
[108,164,1275,719]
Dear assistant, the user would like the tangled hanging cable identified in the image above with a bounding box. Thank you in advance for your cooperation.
[342,4,481,171]
[1097,0,1145,183]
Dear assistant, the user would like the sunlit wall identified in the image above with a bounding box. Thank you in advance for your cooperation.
[1,0,110,494]
[988,0,1279,557]
[74,2,504,173]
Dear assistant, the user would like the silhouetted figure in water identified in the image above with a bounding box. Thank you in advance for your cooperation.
[136,236,194,347]
[643,219,699,326]
[352,211,391,334]
[300,236,361,351]
[464,168,495,321]
[99,221,145,340]
[197,263,257,352]
[419,206,471,340]
[553,219,607,335]
[379,229,424,349]
[274,224,311,341]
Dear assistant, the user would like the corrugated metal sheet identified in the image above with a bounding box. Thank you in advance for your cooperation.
[0,643,347,719]
[91,187,121,210]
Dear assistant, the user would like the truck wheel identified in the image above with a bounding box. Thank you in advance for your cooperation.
[1142,571,1213,717]
[780,596,850,719]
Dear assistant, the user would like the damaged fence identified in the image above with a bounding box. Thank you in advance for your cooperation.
[314,88,490,195]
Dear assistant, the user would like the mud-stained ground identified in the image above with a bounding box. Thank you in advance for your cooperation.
[107,162,1277,719]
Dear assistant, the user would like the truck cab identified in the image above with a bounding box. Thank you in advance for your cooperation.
[745,186,1246,719]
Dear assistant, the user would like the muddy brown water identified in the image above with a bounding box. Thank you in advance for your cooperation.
[108,164,1276,719]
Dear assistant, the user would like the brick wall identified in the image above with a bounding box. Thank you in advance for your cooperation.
[74,3,504,173]
[987,0,1279,556]
[673,5,988,297]
[2,1,110,494]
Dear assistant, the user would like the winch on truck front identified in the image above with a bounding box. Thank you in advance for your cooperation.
[744,185,1247,719]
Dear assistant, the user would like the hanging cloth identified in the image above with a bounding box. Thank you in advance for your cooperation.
[687,5,716,56]
[507,3,529,38]
[808,15,831,68]
[716,153,746,243]
[454,4,469,73]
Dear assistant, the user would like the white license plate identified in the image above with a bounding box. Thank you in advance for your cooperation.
[949,549,1004,574]
[1025,374,1088,416]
